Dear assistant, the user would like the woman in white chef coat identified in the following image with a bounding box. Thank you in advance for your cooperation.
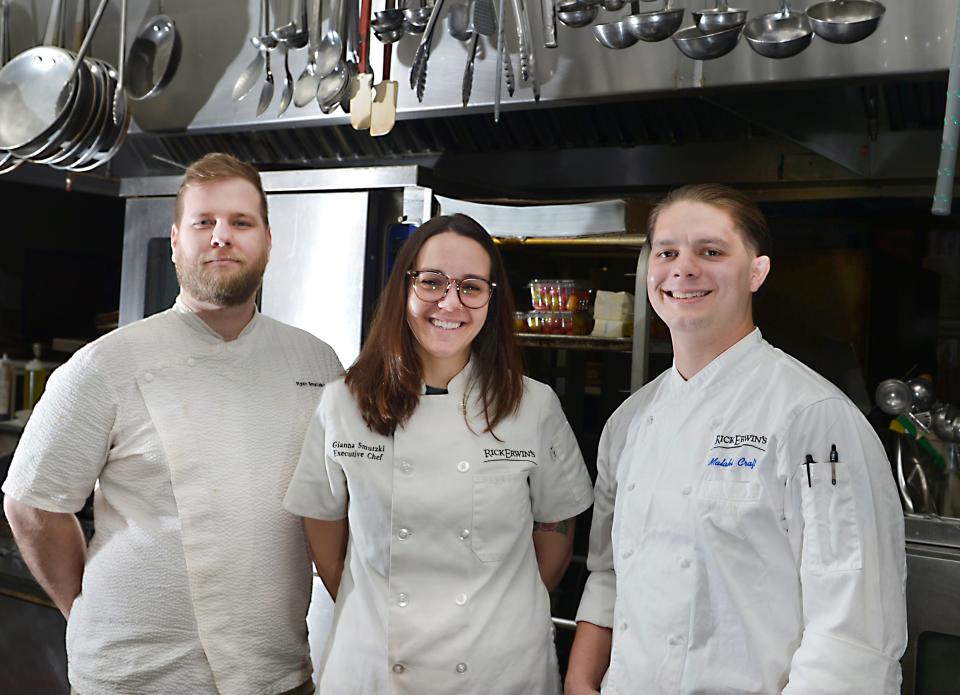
[284,213,594,695]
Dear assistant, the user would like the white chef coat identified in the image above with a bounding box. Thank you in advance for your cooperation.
[3,298,343,695]
[283,362,594,695]
[576,329,907,695]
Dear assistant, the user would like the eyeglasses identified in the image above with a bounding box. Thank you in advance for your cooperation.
[406,270,496,309]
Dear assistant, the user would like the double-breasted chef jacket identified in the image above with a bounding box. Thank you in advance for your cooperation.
[3,298,344,694]
[284,362,594,695]
[576,329,907,695]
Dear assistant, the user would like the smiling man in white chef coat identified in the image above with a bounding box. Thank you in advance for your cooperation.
[2,153,343,695]
[565,184,907,695]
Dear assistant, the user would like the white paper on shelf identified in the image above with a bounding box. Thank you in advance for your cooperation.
[591,319,634,338]
[594,290,635,321]
[434,196,627,238]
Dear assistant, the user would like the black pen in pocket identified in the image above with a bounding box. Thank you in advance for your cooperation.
[830,444,838,485]
[803,454,815,488]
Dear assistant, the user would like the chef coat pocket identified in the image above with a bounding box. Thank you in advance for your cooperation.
[800,463,862,573]
[472,473,529,562]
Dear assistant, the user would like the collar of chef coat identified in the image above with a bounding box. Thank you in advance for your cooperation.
[421,358,476,402]
[172,295,261,347]
[662,327,763,400]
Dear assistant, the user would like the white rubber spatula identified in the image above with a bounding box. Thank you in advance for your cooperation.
[350,0,373,129]
[370,39,397,136]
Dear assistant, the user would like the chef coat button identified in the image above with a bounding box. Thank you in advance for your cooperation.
[187,357,196,367]
[681,485,692,496]
[392,663,406,674]
[647,415,654,424]
[456,662,468,674]
[627,483,636,491]
[397,593,409,607]
[398,528,411,540]
[679,558,691,569]
[143,372,154,382]
[457,460,470,473]
[458,529,471,541]
[620,621,628,632]
[226,344,235,353]
[622,549,633,559]
[455,593,468,606]
[668,635,683,647]
[399,461,412,474]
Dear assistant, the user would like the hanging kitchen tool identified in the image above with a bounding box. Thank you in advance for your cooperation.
[744,0,812,59]
[805,0,885,44]
[462,0,496,105]
[272,0,310,47]
[294,0,323,107]
[0,0,19,175]
[340,0,360,113]
[404,0,432,33]
[317,0,351,112]
[317,0,346,76]
[493,0,509,121]
[371,0,399,135]
[126,0,181,100]
[542,0,557,47]
[593,17,639,48]
[691,0,746,33]
[233,0,270,100]
[672,21,741,58]
[256,0,276,115]
[511,0,539,100]
[409,0,447,102]
[350,0,374,128]
[449,0,472,40]
[555,2,597,28]
[625,0,682,42]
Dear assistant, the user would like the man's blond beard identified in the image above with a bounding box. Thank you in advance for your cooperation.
[174,249,269,307]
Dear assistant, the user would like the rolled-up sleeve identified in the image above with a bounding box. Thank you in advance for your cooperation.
[283,387,348,520]
[2,347,115,512]
[780,398,907,694]
[575,409,624,629]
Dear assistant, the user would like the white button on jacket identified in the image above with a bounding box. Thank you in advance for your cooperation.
[576,330,907,695]
[285,362,594,695]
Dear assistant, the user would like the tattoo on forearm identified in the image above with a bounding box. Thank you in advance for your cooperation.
[533,519,572,535]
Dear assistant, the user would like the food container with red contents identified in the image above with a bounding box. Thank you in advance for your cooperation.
[527,280,595,313]
[525,312,545,334]
[541,312,572,335]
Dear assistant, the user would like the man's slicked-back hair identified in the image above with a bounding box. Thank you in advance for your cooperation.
[174,153,269,228]
[647,183,772,258]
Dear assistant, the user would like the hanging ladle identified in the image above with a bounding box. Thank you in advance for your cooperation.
[743,0,812,59]
[625,0,683,42]
[691,0,747,33]
[126,0,181,100]
[805,0,885,44]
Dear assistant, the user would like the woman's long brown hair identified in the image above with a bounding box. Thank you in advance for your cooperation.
[345,214,524,437]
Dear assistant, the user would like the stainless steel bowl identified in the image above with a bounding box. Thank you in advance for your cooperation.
[672,22,741,59]
[557,5,599,27]
[806,0,885,44]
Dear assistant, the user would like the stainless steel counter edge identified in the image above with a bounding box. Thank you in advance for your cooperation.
[905,513,960,551]
[119,165,431,197]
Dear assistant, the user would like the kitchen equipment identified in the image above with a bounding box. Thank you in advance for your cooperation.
[404,0,433,32]
[349,0,374,129]
[876,378,912,415]
[410,0,447,101]
[593,18,639,48]
[271,0,310,47]
[462,0,496,104]
[692,0,747,32]
[21,344,47,411]
[512,0,539,99]
[277,43,293,114]
[908,377,936,413]
[232,0,269,100]
[805,0,885,44]
[493,0,509,120]
[601,0,625,10]
[374,5,406,31]
[317,0,346,77]
[294,0,323,107]
[743,0,813,59]
[542,0,557,47]
[317,0,350,112]
[672,21,741,57]
[126,3,181,101]
[556,3,598,28]
[625,0,683,42]
[256,20,275,115]
[370,36,398,134]
[449,0,473,39]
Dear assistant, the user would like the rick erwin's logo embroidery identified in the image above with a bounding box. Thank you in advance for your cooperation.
[711,433,767,452]
[483,447,537,465]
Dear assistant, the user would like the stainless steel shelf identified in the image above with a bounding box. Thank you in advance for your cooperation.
[517,333,672,354]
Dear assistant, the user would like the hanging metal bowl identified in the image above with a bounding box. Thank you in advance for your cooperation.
[805,0,885,44]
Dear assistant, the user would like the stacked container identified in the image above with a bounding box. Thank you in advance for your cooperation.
[520,280,595,336]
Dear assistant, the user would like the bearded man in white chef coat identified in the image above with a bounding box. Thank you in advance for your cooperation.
[3,153,343,695]
[565,184,907,695]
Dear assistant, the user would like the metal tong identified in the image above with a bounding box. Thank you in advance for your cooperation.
[410,0,448,102]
